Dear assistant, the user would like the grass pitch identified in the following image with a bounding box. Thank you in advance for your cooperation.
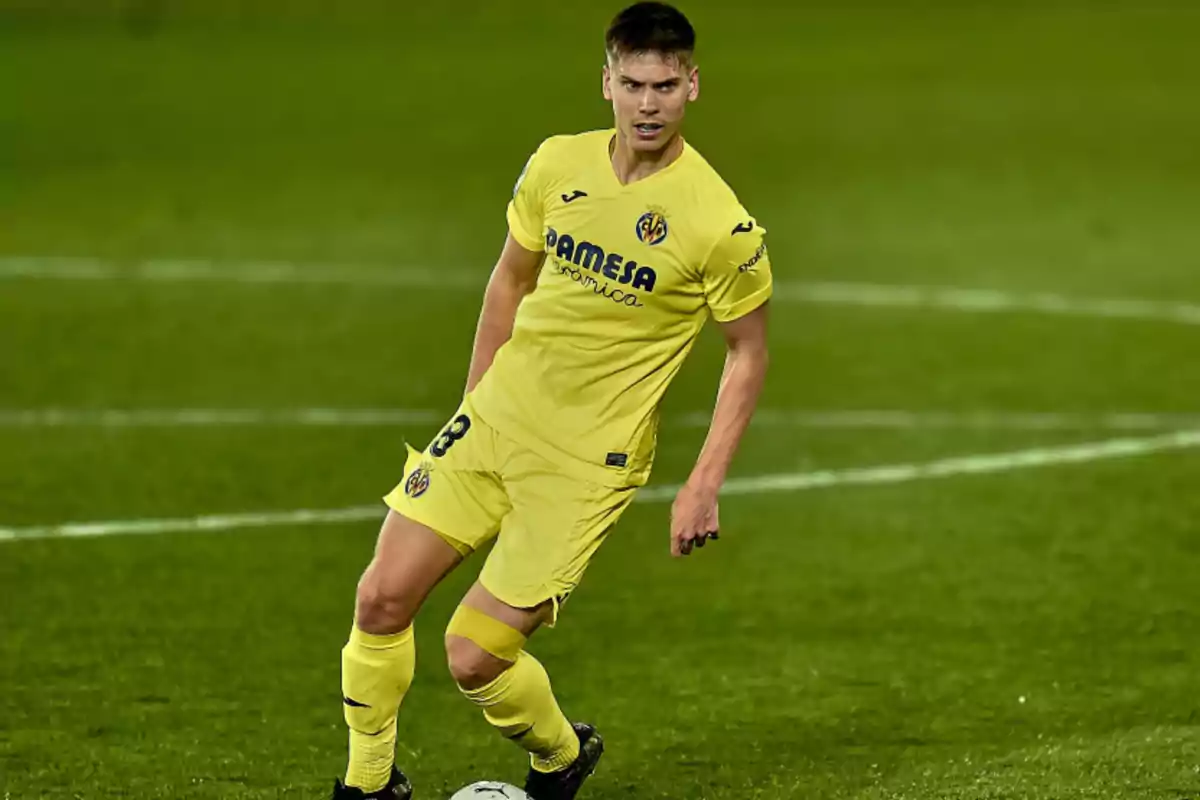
[2,3,1199,798]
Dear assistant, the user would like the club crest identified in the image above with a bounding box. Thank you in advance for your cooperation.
[635,209,669,246]
[404,462,432,498]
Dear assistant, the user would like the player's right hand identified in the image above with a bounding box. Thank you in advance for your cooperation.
[669,480,720,558]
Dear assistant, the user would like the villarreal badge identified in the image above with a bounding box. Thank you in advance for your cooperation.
[635,207,669,246]
[404,462,432,498]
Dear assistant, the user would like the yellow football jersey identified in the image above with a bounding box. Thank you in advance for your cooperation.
[469,129,773,487]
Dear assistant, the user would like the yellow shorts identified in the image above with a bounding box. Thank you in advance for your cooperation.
[383,397,637,615]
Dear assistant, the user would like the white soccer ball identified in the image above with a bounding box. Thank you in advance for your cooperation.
[449,781,529,800]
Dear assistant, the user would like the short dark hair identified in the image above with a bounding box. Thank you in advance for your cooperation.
[605,2,696,64]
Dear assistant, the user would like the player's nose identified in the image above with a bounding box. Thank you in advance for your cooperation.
[638,89,658,114]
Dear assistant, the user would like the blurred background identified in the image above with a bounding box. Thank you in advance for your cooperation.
[2,2,1199,798]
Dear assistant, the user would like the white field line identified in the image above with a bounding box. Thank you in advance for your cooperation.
[638,428,1200,501]
[4,256,1200,326]
[2,407,1199,432]
[3,429,1198,543]
[737,409,1200,432]
[0,408,445,428]
[0,256,482,289]
[773,282,1200,326]
[0,506,385,543]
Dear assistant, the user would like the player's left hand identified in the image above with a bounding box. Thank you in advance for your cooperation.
[670,480,720,557]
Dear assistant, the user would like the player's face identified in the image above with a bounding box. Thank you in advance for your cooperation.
[603,51,699,152]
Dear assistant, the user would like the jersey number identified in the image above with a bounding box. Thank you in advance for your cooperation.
[430,414,472,457]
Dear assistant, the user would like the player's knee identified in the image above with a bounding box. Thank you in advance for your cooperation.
[444,633,510,690]
[354,566,417,634]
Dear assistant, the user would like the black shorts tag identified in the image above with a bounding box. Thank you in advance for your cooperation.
[605,452,628,468]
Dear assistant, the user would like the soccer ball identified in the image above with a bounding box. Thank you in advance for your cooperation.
[448,781,528,800]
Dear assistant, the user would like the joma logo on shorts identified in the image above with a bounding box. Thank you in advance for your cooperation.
[545,228,658,292]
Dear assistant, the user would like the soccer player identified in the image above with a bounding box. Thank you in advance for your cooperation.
[332,3,772,798]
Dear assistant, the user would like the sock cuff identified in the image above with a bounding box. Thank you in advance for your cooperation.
[461,651,529,704]
[532,735,580,774]
[350,624,414,650]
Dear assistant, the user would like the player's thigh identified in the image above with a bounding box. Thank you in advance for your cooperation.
[384,399,510,556]
[357,509,464,630]
[480,463,637,621]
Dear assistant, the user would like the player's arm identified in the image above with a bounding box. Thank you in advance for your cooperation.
[670,304,770,556]
[464,141,551,394]
[463,234,542,394]
[688,304,770,489]
[670,217,774,557]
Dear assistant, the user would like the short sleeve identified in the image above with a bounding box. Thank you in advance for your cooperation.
[703,217,774,322]
[506,142,549,252]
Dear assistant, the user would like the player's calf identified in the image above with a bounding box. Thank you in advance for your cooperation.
[446,596,582,777]
[339,512,465,794]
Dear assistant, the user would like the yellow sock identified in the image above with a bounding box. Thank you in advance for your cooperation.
[341,624,415,792]
[461,651,580,773]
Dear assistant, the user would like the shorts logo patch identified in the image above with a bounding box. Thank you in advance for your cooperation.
[605,452,628,468]
[404,463,432,498]
[635,210,669,246]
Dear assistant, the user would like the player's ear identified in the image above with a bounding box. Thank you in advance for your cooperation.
[602,62,613,101]
[687,65,700,101]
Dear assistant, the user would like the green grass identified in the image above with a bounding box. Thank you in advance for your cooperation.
[2,2,1199,798]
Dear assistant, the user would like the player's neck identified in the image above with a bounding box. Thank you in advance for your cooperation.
[609,130,685,186]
